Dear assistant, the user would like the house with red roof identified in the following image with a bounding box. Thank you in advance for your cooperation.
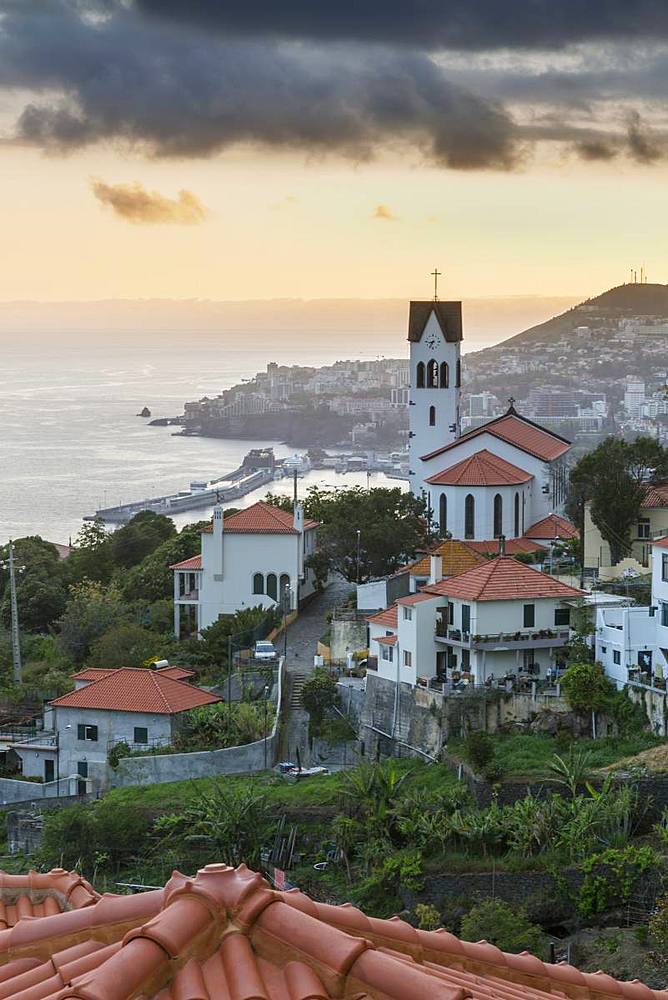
[406,299,572,545]
[584,481,668,572]
[368,553,583,687]
[171,500,320,636]
[12,668,220,793]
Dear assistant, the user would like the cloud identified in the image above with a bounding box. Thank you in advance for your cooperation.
[574,139,618,161]
[134,0,668,52]
[372,204,398,221]
[91,179,207,223]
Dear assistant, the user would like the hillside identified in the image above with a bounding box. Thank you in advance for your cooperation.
[494,282,668,351]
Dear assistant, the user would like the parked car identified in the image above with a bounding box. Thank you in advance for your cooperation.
[254,640,277,661]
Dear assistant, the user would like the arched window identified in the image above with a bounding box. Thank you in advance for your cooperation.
[439,494,447,535]
[464,494,475,539]
[266,573,278,601]
[514,492,520,538]
[416,362,425,388]
[252,572,264,595]
[427,359,439,388]
[493,494,503,538]
[429,405,436,426]
[279,573,291,609]
[440,362,449,388]
[456,359,461,387]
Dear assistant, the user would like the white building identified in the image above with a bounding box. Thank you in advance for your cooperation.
[596,537,668,690]
[407,299,572,539]
[12,668,220,792]
[368,553,583,688]
[623,378,646,417]
[171,501,320,636]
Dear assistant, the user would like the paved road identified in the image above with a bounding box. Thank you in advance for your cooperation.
[278,577,352,766]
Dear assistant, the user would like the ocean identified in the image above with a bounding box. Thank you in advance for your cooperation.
[1,326,453,546]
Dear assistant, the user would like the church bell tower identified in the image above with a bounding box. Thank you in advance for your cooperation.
[407,282,463,497]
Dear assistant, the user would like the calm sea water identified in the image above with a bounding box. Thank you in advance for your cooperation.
[1,327,453,545]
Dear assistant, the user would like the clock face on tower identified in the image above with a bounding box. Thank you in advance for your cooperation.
[425,332,439,351]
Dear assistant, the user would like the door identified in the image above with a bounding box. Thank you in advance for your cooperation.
[44,759,55,783]
[77,761,88,778]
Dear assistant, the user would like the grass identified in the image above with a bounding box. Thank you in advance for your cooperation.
[448,732,666,780]
[105,758,460,814]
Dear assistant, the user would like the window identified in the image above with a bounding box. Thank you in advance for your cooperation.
[456,359,461,387]
[280,574,291,610]
[439,362,449,388]
[514,492,520,538]
[554,608,571,627]
[662,603,668,628]
[134,727,148,745]
[266,573,278,601]
[429,405,436,426]
[77,724,98,742]
[663,554,668,582]
[464,494,475,539]
[381,645,393,661]
[448,602,454,626]
[403,606,413,621]
[416,362,425,388]
[439,494,447,535]
[637,518,651,539]
[523,604,535,628]
[77,761,88,778]
[427,359,439,388]
[403,650,412,667]
[601,645,607,654]
[461,604,471,634]
[493,494,503,538]
[613,649,621,665]
[252,572,264,595]
[461,649,470,670]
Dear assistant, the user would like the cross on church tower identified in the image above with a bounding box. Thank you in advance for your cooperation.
[431,268,441,301]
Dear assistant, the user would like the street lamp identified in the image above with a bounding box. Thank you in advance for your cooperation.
[0,540,25,684]
[355,529,361,585]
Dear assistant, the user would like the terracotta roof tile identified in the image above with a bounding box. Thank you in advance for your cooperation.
[425,449,533,487]
[422,556,585,601]
[421,411,570,463]
[654,535,668,549]
[642,482,668,509]
[403,540,487,579]
[396,592,438,606]
[366,606,398,627]
[376,634,398,646]
[0,864,660,999]
[156,666,195,681]
[202,501,319,535]
[50,668,220,715]
[70,668,117,682]
[524,514,579,540]
[169,553,202,570]
[464,538,547,556]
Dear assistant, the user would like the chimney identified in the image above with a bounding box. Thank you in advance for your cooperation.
[293,503,304,534]
[499,534,506,556]
[429,554,443,585]
[212,504,224,579]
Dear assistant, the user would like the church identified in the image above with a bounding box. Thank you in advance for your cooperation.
[407,296,573,545]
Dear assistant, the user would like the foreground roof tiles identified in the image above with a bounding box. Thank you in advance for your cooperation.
[0,864,662,1000]
[202,501,319,535]
[642,482,668,509]
[525,513,579,540]
[421,411,570,463]
[425,449,533,487]
[50,668,220,715]
[423,555,585,601]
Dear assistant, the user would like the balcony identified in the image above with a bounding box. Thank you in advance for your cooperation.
[177,589,199,602]
[435,627,571,650]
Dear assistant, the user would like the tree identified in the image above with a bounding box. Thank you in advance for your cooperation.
[460,900,548,959]
[67,521,115,585]
[86,623,171,668]
[120,521,207,602]
[560,661,615,737]
[177,782,272,868]
[566,436,668,564]
[301,667,339,733]
[110,511,175,569]
[56,581,129,665]
[0,537,68,632]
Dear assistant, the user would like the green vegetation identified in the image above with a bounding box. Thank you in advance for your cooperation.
[460,900,548,959]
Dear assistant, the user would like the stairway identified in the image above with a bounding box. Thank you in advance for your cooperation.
[289,673,308,710]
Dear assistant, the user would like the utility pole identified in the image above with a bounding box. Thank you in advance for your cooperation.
[356,529,361,585]
[1,541,23,684]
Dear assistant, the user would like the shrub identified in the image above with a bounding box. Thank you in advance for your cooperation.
[463,731,495,773]
[414,902,441,930]
[460,899,548,959]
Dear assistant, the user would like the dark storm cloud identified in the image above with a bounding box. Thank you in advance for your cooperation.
[0,0,521,168]
[133,0,668,51]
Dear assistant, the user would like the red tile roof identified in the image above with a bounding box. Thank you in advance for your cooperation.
[367,606,398,628]
[169,553,202,570]
[421,410,570,463]
[464,538,547,556]
[525,513,579,540]
[423,556,585,601]
[376,634,398,646]
[157,665,196,681]
[0,869,99,925]
[50,668,220,715]
[396,592,438,606]
[654,535,668,549]
[0,864,662,1000]
[425,449,533,487]
[202,501,319,535]
[642,482,668,508]
[70,668,117,682]
[402,539,487,578]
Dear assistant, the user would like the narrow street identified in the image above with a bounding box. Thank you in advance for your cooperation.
[278,577,352,766]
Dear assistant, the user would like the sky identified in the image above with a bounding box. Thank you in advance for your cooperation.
[1,1,667,305]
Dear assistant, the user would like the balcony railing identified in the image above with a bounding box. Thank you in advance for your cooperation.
[178,589,199,602]
[435,624,570,647]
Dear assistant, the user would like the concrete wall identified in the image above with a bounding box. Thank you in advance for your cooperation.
[0,775,83,804]
[330,619,368,664]
[112,659,284,788]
